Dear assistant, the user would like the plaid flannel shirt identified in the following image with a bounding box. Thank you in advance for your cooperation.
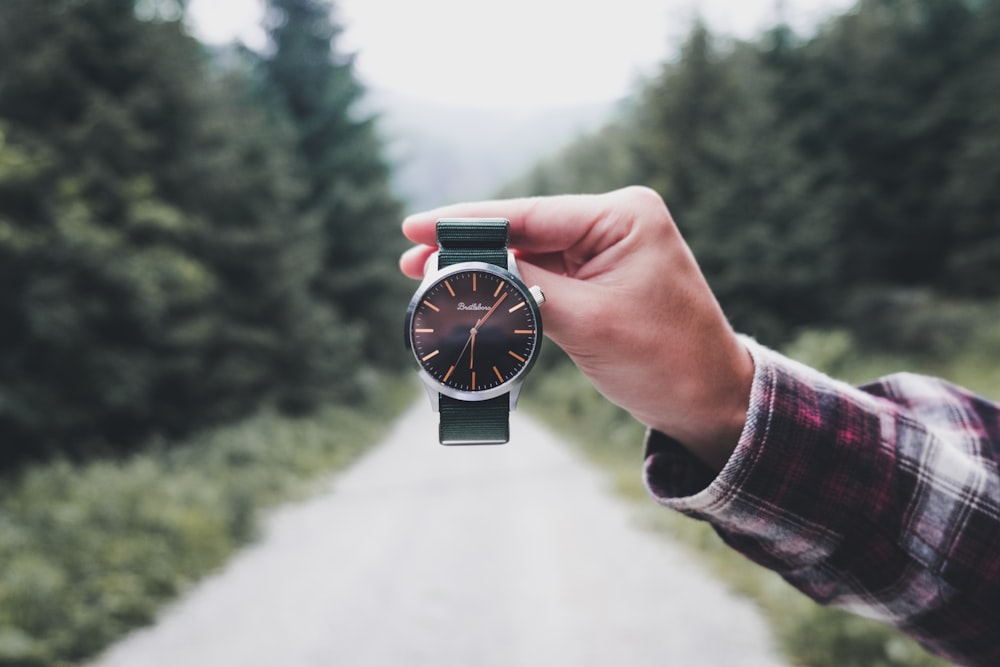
[644,339,1000,667]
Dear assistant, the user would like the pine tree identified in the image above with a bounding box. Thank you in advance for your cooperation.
[0,0,350,463]
[784,0,982,290]
[177,57,361,417]
[260,0,408,370]
[943,0,1000,296]
[681,37,842,343]
[631,22,735,212]
[0,0,218,461]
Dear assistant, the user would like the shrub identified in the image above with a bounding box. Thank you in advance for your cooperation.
[0,378,412,665]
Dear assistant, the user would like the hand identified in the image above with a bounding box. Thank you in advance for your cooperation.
[452,326,476,372]
[469,291,505,369]
[400,186,754,471]
[469,329,475,370]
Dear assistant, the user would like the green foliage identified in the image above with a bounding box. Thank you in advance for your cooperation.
[259,0,410,370]
[768,0,986,294]
[941,0,1000,295]
[631,22,735,211]
[0,375,413,666]
[0,0,407,466]
[504,0,1000,349]
[784,300,1000,400]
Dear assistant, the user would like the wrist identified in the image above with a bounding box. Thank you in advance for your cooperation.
[651,338,755,472]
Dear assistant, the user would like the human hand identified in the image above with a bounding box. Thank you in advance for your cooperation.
[400,186,753,471]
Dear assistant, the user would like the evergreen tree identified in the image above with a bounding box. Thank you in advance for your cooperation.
[0,0,221,461]
[943,0,1000,296]
[631,22,735,212]
[500,1,1000,345]
[682,37,842,342]
[176,57,361,417]
[781,0,982,290]
[260,0,408,370]
[0,0,356,463]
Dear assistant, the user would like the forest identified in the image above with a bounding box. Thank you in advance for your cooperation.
[3,0,998,469]
[505,0,1000,359]
[0,0,410,469]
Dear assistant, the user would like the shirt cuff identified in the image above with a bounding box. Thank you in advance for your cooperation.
[644,336,757,506]
[642,336,881,527]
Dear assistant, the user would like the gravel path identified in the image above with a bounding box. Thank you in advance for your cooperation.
[89,401,788,667]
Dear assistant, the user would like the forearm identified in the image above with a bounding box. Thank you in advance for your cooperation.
[644,339,1000,666]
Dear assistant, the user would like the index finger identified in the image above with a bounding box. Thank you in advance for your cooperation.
[401,189,630,254]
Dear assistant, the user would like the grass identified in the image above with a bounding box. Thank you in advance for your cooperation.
[522,322,1000,667]
[0,376,414,667]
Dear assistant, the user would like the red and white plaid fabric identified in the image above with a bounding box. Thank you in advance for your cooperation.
[644,339,1000,666]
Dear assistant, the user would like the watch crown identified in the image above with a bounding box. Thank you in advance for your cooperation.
[529,285,546,307]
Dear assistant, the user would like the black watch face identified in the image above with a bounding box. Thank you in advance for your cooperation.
[409,267,540,397]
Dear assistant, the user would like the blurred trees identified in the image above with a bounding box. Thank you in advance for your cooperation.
[0,0,404,467]
[4,0,998,466]
[506,0,1000,348]
[260,0,408,372]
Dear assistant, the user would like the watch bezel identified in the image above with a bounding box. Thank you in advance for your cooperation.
[404,259,543,404]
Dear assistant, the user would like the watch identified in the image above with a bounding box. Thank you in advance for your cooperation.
[404,218,545,445]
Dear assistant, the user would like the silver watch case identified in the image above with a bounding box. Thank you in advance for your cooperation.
[404,252,543,412]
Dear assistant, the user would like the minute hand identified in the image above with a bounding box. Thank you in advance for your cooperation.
[475,292,508,329]
[452,292,507,373]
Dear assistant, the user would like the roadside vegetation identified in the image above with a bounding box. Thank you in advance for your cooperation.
[0,377,413,666]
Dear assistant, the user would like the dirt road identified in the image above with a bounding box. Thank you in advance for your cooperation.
[89,401,788,667]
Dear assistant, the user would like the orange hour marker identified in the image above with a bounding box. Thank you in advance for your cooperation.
[472,274,477,292]
[471,371,476,390]
[508,301,526,313]
[443,366,455,382]
[508,351,526,363]
[415,329,434,333]
[493,366,504,382]
[493,281,506,297]
[444,280,456,297]
[422,350,440,362]
[514,330,534,335]
[422,300,440,312]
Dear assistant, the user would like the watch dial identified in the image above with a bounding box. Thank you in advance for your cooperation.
[410,269,539,393]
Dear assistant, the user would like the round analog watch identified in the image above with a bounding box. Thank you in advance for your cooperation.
[404,219,545,445]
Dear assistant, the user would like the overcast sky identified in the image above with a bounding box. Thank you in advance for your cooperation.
[187,0,855,111]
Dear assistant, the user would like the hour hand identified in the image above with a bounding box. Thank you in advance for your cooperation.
[452,325,478,369]
[470,329,476,369]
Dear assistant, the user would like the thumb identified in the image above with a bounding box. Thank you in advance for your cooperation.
[516,260,600,355]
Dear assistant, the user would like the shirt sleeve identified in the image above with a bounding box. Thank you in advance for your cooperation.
[643,338,1000,666]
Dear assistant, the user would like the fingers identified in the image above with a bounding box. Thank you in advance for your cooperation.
[401,188,638,255]
[511,258,600,351]
[399,186,671,282]
[399,244,435,279]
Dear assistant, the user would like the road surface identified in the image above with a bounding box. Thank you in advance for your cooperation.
[89,401,788,667]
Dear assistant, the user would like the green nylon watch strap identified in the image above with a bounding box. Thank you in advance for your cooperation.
[436,219,511,445]
[439,395,510,445]
[436,219,509,269]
